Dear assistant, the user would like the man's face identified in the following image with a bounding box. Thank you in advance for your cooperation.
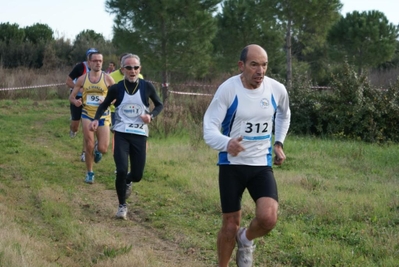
[238,47,268,89]
[89,54,103,72]
[123,58,141,82]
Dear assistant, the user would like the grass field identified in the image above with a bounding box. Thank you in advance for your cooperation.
[1,98,398,266]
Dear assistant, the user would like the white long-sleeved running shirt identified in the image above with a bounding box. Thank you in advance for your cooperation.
[203,74,290,166]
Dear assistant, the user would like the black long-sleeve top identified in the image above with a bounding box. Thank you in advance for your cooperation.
[94,79,163,120]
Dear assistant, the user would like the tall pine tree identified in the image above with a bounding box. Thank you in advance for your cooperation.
[106,0,221,100]
[271,0,342,89]
[213,0,285,77]
[328,10,399,75]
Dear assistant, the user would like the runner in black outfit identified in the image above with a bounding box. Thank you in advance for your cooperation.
[89,53,163,220]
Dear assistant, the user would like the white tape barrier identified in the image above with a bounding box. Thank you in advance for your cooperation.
[169,90,213,96]
[0,82,333,95]
[148,81,214,96]
[0,83,214,98]
[311,86,332,90]
[0,83,65,91]
[150,80,216,88]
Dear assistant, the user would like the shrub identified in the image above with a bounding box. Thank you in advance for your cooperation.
[290,62,399,142]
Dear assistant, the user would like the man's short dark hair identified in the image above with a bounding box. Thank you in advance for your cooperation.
[240,47,249,63]
[88,52,101,60]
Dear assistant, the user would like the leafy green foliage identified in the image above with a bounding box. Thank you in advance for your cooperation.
[271,0,342,87]
[107,0,221,80]
[23,23,54,44]
[1,99,399,266]
[0,22,25,44]
[212,0,285,75]
[328,10,399,74]
[274,0,342,53]
[69,29,113,64]
[1,2,399,89]
[0,22,116,68]
[377,40,399,70]
[0,23,28,68]
[290,62,399,142]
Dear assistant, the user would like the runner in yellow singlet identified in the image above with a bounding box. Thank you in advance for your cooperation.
[69,52,115,184]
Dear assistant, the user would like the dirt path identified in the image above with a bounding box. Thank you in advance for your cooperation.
[75,182,212,267]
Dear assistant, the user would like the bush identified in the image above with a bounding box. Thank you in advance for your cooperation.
[290,62,399,143]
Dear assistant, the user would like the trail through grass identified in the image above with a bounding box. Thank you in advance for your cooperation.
[1,99,398,266]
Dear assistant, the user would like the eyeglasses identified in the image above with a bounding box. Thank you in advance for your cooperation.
[124,65,140,70]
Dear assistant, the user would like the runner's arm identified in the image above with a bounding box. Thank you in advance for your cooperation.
[94,85,118,120]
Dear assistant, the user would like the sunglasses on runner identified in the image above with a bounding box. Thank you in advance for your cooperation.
[124,65,140,70]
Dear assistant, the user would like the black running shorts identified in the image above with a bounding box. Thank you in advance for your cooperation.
[70,95,83,121]
[218,165,278,213]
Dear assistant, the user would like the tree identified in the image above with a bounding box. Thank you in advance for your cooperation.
[69,30,108,64]
[213,0,285,76]
[52,37,73,66]
[24,23,54,44]
[0,23,26,68]
[22,23,55,68]
[106,0,221,100]
[271,0,342,89]
[376,40,399,70]
[328,10,399,74]
[0,22,25,44]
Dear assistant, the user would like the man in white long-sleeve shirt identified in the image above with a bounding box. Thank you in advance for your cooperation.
[203,44,290,267]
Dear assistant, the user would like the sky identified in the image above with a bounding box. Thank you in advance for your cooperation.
[0,0,115,41]
[0,0,398,42]
[340,0,399,26]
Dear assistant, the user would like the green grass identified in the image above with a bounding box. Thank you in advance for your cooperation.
[1,99,399,266]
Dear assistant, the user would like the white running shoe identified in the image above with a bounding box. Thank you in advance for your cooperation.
[69,130,77,138]
[80,152,85,162]
[236,227,256,267]
[126,182,133,199]
[116,204,127,220]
